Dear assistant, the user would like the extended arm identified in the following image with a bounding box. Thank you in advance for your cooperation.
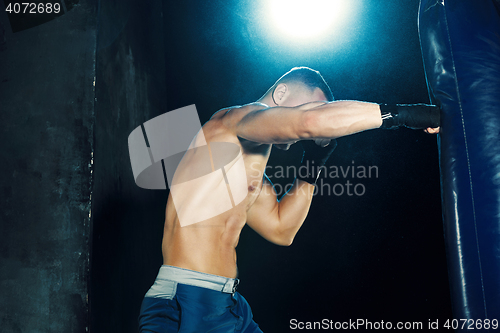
[236,101,383,144]
[235,100,440,144]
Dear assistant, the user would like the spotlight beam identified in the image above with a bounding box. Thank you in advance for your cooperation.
[269,0,345,39]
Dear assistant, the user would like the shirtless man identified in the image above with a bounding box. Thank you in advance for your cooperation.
[138,67,440,332]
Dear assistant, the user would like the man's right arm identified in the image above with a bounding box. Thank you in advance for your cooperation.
[235,101,383,144]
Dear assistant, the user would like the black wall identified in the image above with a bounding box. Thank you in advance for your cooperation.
[0,1,97,331]
[90,0,167,332]
[0,0,168,331]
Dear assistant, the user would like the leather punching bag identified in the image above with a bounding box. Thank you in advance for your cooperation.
[419,0,500,326]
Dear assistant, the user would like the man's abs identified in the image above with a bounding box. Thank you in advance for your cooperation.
[161,194,249,278]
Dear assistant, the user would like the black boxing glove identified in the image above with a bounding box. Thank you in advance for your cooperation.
[297,139,337,185]
[379,104,440,129]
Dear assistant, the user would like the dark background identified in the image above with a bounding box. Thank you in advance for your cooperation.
[0,0,451,332]
[0,0,95,332]
[155,0,451,331]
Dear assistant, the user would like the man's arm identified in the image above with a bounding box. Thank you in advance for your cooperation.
[236,101,383,144]
[246,175,315,246]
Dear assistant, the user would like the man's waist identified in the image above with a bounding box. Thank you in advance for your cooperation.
[148,265,240,295]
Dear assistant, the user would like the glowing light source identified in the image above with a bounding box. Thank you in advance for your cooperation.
[268,0,346,40]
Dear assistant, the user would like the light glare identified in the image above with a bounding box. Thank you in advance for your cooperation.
[270,0,344,39]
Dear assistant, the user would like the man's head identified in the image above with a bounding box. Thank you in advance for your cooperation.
[262,67,334,107]
[259,67,334,150]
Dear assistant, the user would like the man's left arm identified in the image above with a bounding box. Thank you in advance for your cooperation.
[246,139,337,245]
[246,175,315,246]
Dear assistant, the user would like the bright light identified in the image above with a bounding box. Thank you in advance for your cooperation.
[269,0,346,40]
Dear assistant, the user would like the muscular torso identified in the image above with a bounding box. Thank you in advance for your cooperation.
[161,104,271,278]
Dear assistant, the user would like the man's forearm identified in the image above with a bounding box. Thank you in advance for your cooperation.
[302,101,383,139]
[275,179,315,245]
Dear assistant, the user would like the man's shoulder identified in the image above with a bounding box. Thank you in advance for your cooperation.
[208,102,269,131]
[204,103,271,149]
[210,102,269,121]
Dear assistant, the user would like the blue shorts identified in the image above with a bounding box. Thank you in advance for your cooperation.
[139,265,263,333]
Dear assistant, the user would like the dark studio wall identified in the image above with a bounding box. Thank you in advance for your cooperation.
[0,0,97,332]
[89,0,168,332]
[160,0,452,332]
[0,0,169,331]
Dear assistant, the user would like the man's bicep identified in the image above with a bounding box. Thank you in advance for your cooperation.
[235,105,315,144]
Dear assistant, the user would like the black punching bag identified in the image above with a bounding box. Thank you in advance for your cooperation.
[419,0,500,326]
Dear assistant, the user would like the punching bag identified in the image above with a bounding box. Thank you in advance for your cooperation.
[419,0,500,326]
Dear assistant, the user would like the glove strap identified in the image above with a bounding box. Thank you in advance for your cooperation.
[379,104,400,129]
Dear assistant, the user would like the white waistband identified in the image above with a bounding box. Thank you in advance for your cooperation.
[152,265,239,294]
